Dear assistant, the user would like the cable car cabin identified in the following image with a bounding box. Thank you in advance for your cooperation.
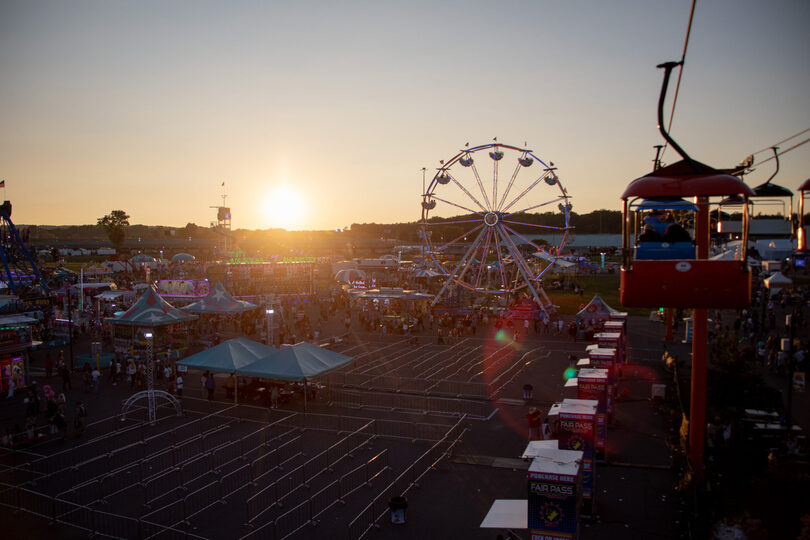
[620,161,755,309]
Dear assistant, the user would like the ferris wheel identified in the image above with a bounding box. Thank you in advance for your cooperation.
[420,141,572,315]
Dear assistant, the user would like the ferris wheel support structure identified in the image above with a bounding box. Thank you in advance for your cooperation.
[421,142,571,316]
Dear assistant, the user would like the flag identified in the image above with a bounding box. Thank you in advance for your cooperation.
[221,181,225,186]
[0,181,4,188]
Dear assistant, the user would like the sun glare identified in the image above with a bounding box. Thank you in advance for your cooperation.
[265,186,306,229]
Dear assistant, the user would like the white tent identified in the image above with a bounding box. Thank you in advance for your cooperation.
[764,271,792,290]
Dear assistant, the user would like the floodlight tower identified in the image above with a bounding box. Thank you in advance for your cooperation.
[210,191,232,256]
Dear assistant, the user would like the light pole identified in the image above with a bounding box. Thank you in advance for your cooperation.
[266,308,274,347]
[145,331,156,425]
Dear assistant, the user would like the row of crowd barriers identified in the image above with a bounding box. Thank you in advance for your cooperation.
[242,449,389,540]
[12,404,462,497]
[347,414,469,540]
[2,406,462,538]
[328,388,494,419]
[0,481,207,540]
[323,342,539,403]
[346,342,460,378]
[24,404,242,479]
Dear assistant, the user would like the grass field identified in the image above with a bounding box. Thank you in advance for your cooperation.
[545,272,650,316]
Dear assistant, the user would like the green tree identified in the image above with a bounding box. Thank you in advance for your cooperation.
[97,210,130,250]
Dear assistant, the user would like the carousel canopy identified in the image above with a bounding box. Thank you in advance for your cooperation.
[236,342,353,382]
[176,337,277,374]
[172,253,196,262]
[105,285,197,327]
[180,281,258,314]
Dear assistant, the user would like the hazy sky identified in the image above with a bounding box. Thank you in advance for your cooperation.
[1,1,808,231]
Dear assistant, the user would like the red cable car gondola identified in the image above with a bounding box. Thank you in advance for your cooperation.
[620,62,755,309]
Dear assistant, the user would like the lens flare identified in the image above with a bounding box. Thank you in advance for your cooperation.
[563,367,578,381]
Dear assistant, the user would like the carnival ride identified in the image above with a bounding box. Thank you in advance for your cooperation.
[0,200,49,295]
[620,61,755,480]
[420,141,572,316]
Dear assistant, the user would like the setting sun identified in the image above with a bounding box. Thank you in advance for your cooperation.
[264,185,307,229]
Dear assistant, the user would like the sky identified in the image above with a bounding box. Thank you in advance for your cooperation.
[1,0,808,231]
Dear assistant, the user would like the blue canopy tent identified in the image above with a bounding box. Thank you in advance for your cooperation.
[236,342,353,381]
[237,342,354,411]
[176,337,278,402]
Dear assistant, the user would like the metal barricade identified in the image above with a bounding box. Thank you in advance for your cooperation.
[180,453,212,485]
[18,485,54,519]
[93,508,140,540]
[141,447,175,479]
[310,479,341,520]
[250,449,278,483]
[220,463,251,500]
[183,480,222,522]
[202,424,231,451]
[143,468,180,506]
[53,496,95,533]
[245,481,278,524]
[274,499,312,538]
[173,436,202,465]
[212,440,242,471]
[108,441,146,472]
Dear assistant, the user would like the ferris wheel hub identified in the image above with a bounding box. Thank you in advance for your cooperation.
[484,212,500,227]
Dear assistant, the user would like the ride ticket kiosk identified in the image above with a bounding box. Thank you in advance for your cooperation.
[528,447,584,539]
[577,368,609,462]
[588,348,617,421]
[594,331,625,364]
[558,398,598,518]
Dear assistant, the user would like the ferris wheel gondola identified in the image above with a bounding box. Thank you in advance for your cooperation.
[420,142,572,315]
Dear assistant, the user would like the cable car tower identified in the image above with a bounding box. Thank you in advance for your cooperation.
[0,200,49,296]
[620,61,754,482]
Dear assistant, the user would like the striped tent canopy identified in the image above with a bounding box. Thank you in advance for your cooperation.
[180,281,258,314]
[105,285,197,327]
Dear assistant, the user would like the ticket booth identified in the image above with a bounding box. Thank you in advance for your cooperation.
[527,447,584,539]
[577,368,609,462]
[588,348,617,421]
[558,398,598,518]
[594,331,625,364]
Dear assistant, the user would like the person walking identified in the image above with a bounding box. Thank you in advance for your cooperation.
[523,383,534,401]
[527,407,542,441]
[205,373,215,401]
[90,367,101,393]
[175,374,183,397]
[270,385,279,409]
[225,374,235,400]
[59,362,72,392]
[73,401,87,437]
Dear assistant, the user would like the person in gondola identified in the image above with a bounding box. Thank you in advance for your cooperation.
[638,224,663,243]
[664,222,692,243]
